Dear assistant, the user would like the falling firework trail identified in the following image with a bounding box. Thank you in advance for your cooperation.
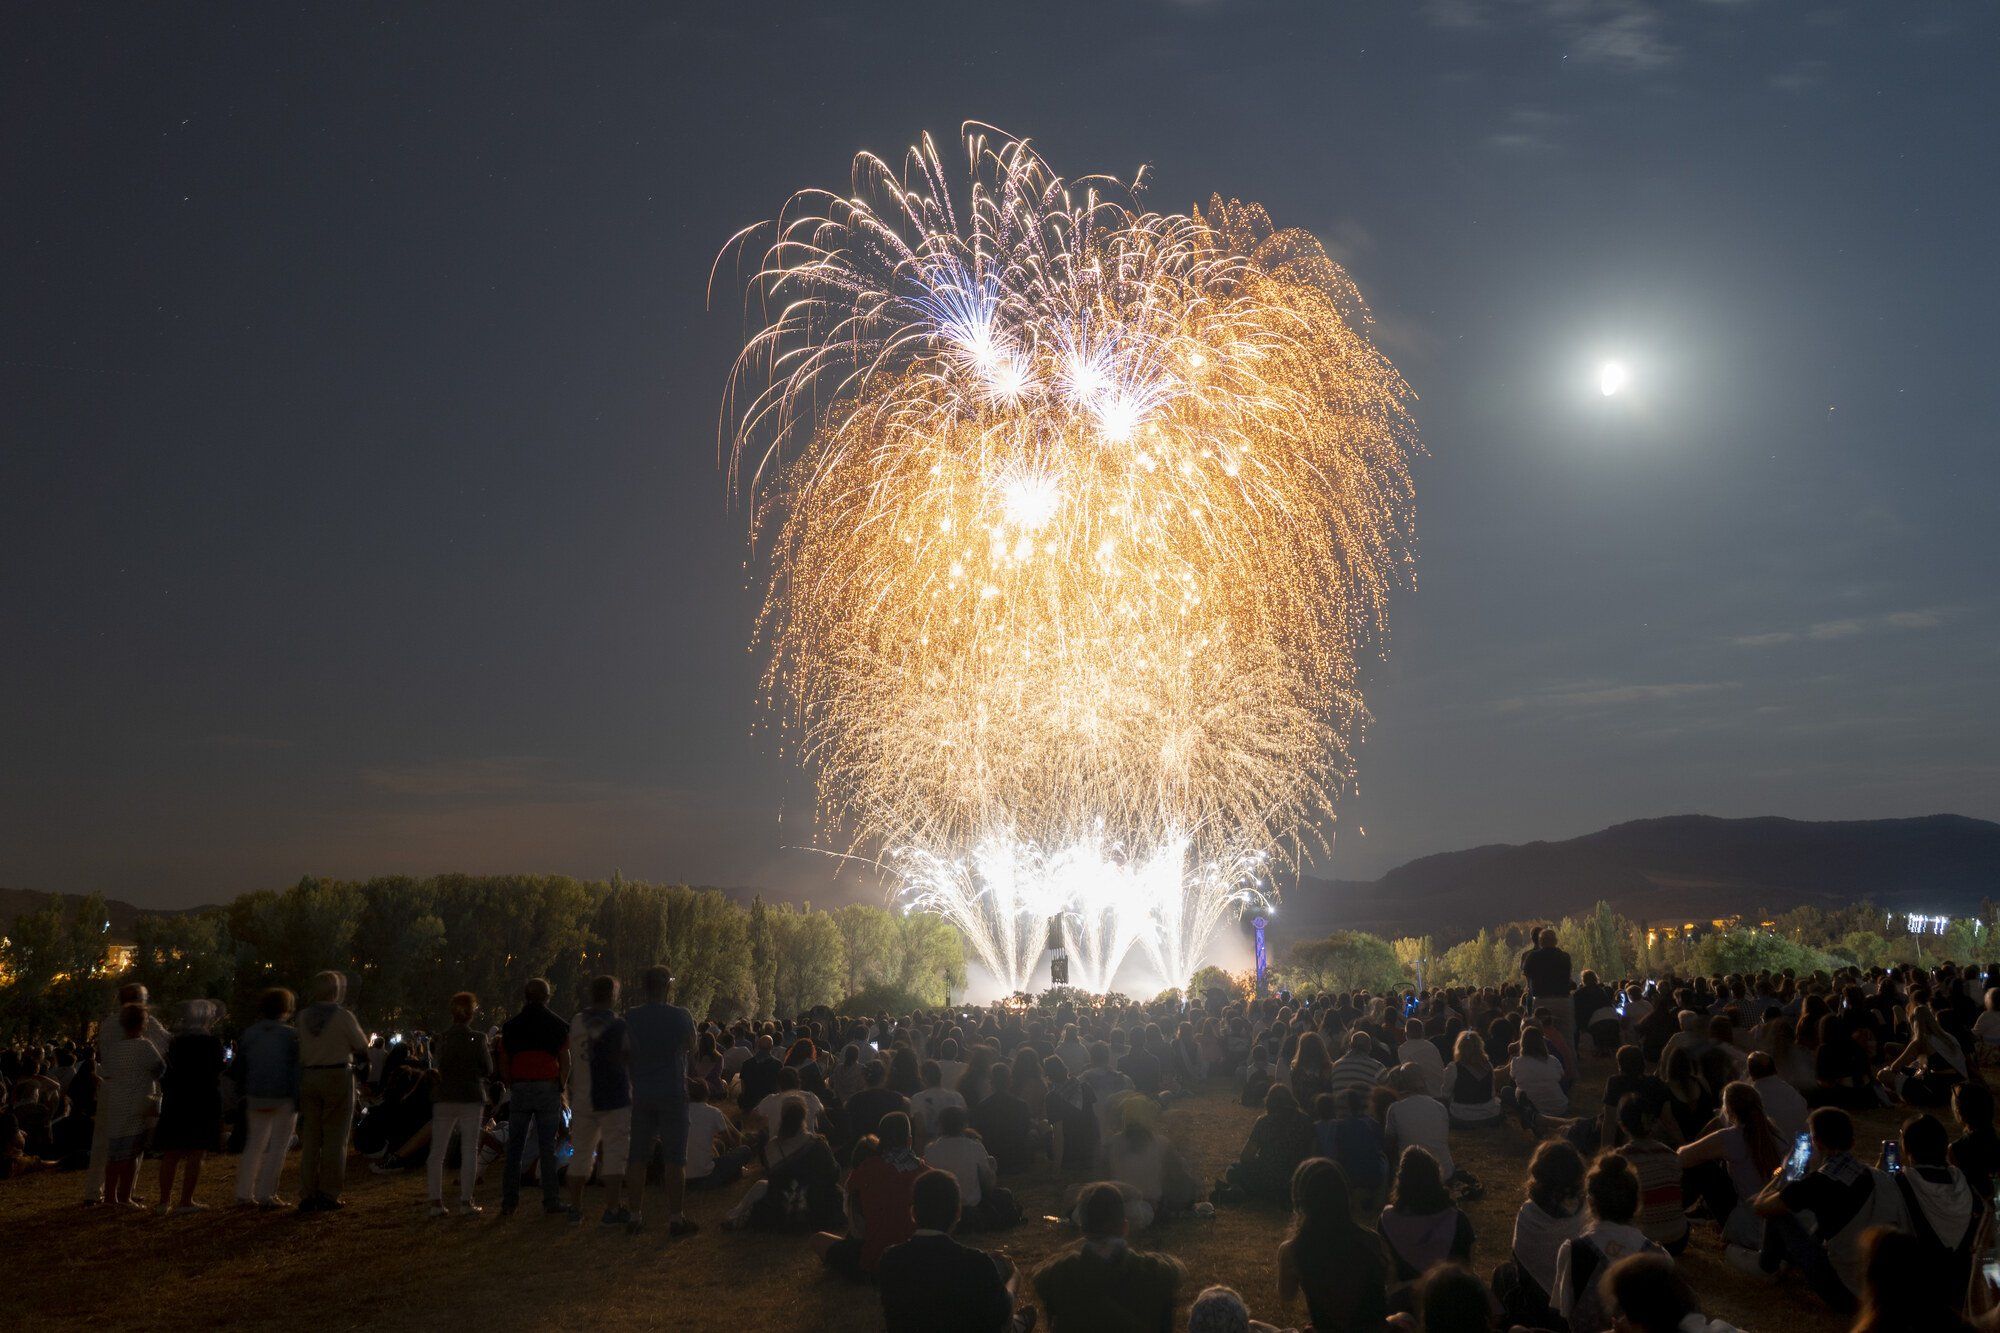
[722,126,1416,992]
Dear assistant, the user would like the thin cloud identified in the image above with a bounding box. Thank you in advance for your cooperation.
[1732,608,1952,647]
[1423,0,1677,70]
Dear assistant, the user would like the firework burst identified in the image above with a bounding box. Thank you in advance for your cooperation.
[723,126,1415,993]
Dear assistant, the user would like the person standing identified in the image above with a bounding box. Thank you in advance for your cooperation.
[497,976,573,1218]
[426,990,491,1216]
[295,971,369,1212]
[1521,929,1577,1051]
[153,1000,226,1214]
[81,981,168,1207]
[566,975,633,1225]
[233,987,300,1209]
[98,1003,165,1208]
[624,964,697,1237]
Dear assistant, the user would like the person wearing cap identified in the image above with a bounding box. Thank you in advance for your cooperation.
[153,999,227,1214]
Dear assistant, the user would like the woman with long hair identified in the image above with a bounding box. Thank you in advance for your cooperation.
[1278,1156,1388,1333]
[1379,1145,1476,1293]
[1221,1083,1316,1206]
[692,1030,728,1100]
[827,1042,867,1104]
[1659,1048,1714,1143]
[724,1094,843,1233]
[1678,1080,1784,1257]
[1492,1140,1585,1326]
[1444,1030,1502,1128]
[1289,1031,1334,1110]
[1884,1004,1969,1107]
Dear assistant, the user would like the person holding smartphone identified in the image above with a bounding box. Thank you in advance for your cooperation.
[1748,1106,1908,1313]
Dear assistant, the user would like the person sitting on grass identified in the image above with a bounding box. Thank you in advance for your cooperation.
[1599,1045,1671,1150]
[1747,1049,1808,1144]
[1949,1079,2000,1200]
[1677,1079,1785,1260]
[1033,1180,1185,1333]
[1379,1146,1476,1301]
[1185,1284,1284,1333]
[1551,1152,1663,1333]
[1848,1225,1978,1333]
[923,1104,1020,1231]
[910,1058,966,1144]
[877,1168,1036,1333]
[1598,1252,1745,1333]
[971,1062,1033,1176]
[1880,1112,1985,1301]
[1218,1083,1314,1207]
[1442,1031,1502,1129]
[683,1078,751,1192]
[1749,1105,1901,1314]
[1657,1048,1714,1145]
[1277,1156,1388,1333]
[816,1110,926,1280]
[1491,1139,1584,1329]
[1240,1043,1276,1109]
[1315,1088,1389,1210]
[1385,1262,1499,1333]
[1498,1026,1568,1134]
[724,1093,844,1233]
[1606,1094,1689,1254]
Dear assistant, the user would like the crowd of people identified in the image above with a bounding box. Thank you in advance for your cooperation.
[10,926,2000,1332]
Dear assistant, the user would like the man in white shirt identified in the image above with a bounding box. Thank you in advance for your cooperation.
[720,1029,754,1078]
[1384,1083,1454,1180]
[910,1060,967,1142]
[921,1105,1018,1229]
[1747,1051,1809,1144]
[932,1038,968,1094]
[1396,1020,1446,1098]
[751,1069,826,1136]
[683,1083,751,1190]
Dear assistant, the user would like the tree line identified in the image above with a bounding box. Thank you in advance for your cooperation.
[1273,898,2000,996]
[0,875,967,1039]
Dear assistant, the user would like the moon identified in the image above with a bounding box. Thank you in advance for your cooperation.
[1598,360,1630,396]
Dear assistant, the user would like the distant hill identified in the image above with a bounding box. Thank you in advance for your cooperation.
[1276,814,2000,942]
[0,887,156,941]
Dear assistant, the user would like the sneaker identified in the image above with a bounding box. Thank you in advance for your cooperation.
[667,1216,700,1239]
[1725,1243,1774,1280]
[457,1201,484,1217]
[600,1208,633,1227]
[260,1196,292,1210]
[428,1201,451,1218]
[171,1202,208,1216]
[154,1202,173,1217]
[543,1201,579,1219]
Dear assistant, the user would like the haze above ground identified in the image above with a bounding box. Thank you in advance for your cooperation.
[3,3,1996,911]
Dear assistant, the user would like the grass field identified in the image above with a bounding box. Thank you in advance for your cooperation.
[3,1062,1881,1332]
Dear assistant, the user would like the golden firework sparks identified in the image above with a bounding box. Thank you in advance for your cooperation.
[723,127,1416,992]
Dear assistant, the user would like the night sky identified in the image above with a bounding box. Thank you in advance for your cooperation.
[5,2,1996,910]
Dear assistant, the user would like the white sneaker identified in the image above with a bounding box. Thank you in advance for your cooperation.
[428,1201,451,1218]
[1725,1243,1773,1280]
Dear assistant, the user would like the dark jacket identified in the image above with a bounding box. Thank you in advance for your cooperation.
[879,1232,1015,1333]
[435,1022,493,1104]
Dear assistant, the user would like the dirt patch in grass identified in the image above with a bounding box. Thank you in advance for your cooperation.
[3,1064,1898,1331]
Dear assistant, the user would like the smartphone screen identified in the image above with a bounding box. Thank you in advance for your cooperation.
[1785,1131,1813,1182]
[1883,1140,1902,1173]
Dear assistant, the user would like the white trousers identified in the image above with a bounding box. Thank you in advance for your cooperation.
[237,1106,297,1203]
[427,1102,485,1203]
